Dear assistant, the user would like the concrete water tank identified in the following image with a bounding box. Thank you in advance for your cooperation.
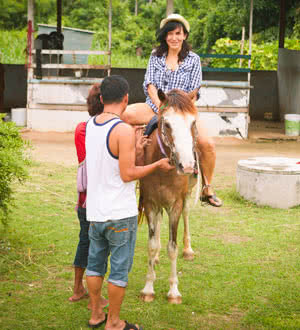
[237,157,300,209]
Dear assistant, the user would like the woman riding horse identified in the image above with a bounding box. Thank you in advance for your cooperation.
[121,14,222,207]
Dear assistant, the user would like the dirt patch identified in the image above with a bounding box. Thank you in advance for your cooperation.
[21,121,300,177]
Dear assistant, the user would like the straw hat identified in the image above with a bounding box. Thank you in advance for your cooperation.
[160,14,190,33]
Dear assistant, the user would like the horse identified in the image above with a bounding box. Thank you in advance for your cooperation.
[139,88,200,304]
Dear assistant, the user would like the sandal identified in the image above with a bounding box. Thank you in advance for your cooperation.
[200,194,222,207]
[123,321,143,330]
[87,313,107,328]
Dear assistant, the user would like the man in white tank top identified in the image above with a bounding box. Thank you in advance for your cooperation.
[85,75,174,330]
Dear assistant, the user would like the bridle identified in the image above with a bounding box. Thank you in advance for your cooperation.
[157,104,199,171]
[157,102,201,205]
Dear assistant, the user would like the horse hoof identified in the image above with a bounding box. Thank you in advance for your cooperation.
[167,296,182,304]
[141,293,155,303]
[183,251,194,261]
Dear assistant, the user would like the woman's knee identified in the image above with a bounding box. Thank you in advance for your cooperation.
[197,136,216,155]
[121,108,135,124]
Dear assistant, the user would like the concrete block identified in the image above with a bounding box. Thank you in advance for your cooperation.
[237,157,300,209]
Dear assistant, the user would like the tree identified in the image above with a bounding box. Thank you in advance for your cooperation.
[166,0,174,15]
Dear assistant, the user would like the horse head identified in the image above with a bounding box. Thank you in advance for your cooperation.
[157,89,199,175]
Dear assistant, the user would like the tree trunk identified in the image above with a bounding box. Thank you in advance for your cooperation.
[135,0,138,16]
[166,0,174,16]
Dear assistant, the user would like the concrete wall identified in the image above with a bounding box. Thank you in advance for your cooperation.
[277,49,300,120]
[3,65,280,121]
[250,70,279,121]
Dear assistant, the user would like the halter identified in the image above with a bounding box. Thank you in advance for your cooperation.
[157,106,199,171]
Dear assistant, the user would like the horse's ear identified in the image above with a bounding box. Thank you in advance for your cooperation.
[158,89,167,102]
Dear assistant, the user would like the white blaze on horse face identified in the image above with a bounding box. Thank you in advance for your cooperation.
[163,108,196,174]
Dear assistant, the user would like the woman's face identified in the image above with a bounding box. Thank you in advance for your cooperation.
[165,26,187,52]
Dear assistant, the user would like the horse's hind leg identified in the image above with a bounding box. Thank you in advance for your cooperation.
[182,200,194,261]
[167,208,182,304]
[141,208,162,302]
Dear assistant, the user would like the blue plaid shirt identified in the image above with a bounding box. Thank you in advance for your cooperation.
[143,51,202,113]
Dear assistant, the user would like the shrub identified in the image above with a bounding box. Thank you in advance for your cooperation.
[0,116,30,224]
[210,37,300,70]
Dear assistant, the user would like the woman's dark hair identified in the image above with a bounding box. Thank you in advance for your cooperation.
[154,21,191,62]
[87,83,104,116]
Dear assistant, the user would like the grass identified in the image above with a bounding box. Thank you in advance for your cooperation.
[0,161,300,329]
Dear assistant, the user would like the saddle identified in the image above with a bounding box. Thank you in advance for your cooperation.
[144,115,158,136]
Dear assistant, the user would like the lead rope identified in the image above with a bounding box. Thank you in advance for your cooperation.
[194,150,201,206]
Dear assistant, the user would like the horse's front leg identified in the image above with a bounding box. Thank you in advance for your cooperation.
[167,206,182,304]
[182,199,194,261]
[141,208,162,302]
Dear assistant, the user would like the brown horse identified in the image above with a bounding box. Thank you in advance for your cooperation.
[139,89,200,304]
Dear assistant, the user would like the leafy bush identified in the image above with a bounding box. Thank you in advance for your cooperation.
[210,37,300,70]
[0,30,27,64]
[0,116,30,224]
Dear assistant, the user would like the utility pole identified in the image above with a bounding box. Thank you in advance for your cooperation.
[279,0,286,48]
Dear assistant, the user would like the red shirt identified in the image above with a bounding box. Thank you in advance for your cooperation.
[75,122,87,207]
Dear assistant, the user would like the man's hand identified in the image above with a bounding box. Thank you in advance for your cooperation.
[158,158,175,172]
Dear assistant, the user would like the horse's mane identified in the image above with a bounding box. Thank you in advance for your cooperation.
[159,89,198,116]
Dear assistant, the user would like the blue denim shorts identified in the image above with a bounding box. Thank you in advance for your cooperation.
[86,216,137,288]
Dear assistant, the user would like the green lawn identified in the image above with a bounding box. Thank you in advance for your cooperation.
[0,162,299,329]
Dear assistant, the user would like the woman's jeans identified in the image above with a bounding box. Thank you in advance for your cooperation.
[73,206,90,268]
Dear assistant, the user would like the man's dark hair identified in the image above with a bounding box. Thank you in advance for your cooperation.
[154,21,191,63]
[100,75,129,104]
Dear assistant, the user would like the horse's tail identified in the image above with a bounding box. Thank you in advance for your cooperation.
[138,187,145,225]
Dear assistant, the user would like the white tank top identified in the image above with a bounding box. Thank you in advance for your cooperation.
[86,116,138,222]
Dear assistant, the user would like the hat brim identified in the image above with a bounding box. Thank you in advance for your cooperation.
[160,15,190,33]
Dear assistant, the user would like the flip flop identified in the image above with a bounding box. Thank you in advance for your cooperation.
[68,292,89,302]
[123,321,143,330]
[88,313,107,328]
[200,194,222,207]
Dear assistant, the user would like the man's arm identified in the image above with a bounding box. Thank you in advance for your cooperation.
[117,124,174,182]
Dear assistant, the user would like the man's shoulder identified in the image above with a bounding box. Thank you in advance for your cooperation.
[114,121,134,135]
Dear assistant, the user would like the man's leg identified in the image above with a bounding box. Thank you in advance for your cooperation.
[86,276,106,326]
[105,217,141,330]
[121,103,155,125]
[105,283,126,329]
[86,222,109,326]
[196,118,222,207]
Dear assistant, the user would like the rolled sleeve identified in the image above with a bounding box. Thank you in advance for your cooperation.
[189,55,202,99]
